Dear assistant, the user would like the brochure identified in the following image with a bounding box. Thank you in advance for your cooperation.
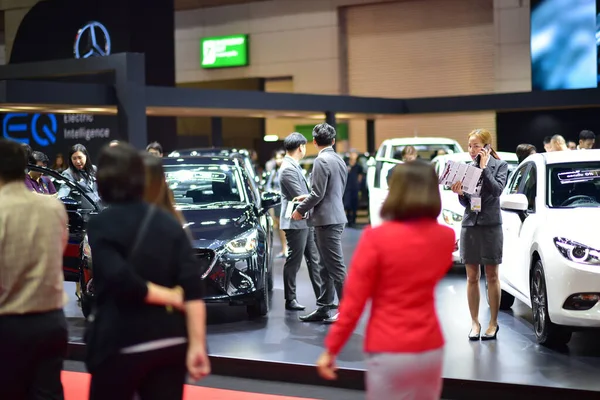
[438,161,483,195]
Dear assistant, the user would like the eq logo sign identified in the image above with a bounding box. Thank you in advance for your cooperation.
[2,113,58,147]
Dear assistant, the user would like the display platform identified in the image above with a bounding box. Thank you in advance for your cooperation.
[65,227,600,399]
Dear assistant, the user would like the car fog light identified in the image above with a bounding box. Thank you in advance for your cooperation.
[563,293,600,311]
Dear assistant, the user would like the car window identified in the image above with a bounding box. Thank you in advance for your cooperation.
[548,162,600,208]
[376,145,388,158]
[521,165,537,212]
[507,165,528,194]
[391,144,461,160]
[164,164,244,205]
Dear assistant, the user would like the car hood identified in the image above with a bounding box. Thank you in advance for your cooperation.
[547,208,600,249]
[179,203,257,250]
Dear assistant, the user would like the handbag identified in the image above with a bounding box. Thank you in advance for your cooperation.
[84,204,157,371]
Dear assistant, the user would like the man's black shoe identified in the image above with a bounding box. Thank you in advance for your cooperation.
[323,312,339,324]
[299,307,329,322]
[285,299,306,311]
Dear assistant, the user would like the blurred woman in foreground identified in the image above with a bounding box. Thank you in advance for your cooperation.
[86,144,210,400]
[317,160,455,399]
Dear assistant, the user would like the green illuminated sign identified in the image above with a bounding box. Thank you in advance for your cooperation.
[200,34,249,69]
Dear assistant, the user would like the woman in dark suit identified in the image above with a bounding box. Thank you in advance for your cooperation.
[451,129,508,341]
[86,144,210,400]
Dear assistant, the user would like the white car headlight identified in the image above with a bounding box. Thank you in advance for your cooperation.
[226,229,258,254]
[442,209,463,226]
[554,237,600,265]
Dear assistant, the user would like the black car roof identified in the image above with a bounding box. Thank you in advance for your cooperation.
[162,155,239,166]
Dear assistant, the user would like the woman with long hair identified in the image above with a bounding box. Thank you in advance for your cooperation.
[57,144,101,205]
[451,129,509,340]
[317,160,455,399]
[141,152,186,225]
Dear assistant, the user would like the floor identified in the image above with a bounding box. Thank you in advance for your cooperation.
[64,225,600,394]
[63,361,366,400]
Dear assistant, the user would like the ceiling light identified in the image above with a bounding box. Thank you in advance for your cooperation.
[264,135,279,142]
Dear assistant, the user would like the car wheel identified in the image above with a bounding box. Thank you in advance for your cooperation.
[484,267,515,310]
[531,260,572,346]
[247,270,269,318]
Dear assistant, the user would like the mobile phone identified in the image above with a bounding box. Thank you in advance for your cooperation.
[475,144,491,165]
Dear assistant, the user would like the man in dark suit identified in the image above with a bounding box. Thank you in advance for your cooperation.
[279,133,329,311]
[293,123,347,323]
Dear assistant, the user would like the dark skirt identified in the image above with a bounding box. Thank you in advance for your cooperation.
[460,225,503,265]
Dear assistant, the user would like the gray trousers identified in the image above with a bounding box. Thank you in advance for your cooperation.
[314,224,346,305]
[283,228,326,305]
[366,349,444,400]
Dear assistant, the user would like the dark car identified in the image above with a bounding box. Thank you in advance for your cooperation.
[25,164,101,285]
[80,155,281,318]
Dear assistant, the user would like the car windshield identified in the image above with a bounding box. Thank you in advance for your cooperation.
[548,162,600,208]
[164,164,245,206]
[392,144,461,160]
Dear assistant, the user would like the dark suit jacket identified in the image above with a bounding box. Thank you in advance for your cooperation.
[296,147,348,227]
[459,156,509,226]
[85,202,205,368]
[279,156,311,230]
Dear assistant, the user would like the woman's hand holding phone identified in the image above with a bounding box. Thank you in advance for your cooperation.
[477,144,491,168]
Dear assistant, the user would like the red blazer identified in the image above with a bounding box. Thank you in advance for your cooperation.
[325,219,455,356]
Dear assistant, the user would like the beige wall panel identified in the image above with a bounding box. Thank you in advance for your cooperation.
[345,0,495,99]
[345,0,495,150]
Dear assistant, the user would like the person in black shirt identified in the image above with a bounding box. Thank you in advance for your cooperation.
[343,150,363,227]
[86,143,210,400]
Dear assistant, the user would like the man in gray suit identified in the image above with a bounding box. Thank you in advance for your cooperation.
[279,133,330,311]
[292,123,347,323]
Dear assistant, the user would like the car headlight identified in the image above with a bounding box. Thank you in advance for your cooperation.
[442,209,463,226]
[554,237,600,265]
[226,229,258,254]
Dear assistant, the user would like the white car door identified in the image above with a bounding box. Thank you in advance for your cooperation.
[500,164,528,292]
[513,163,539,300]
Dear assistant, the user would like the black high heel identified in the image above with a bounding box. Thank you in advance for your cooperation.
[468,323,481,341]
[481,325,499,341]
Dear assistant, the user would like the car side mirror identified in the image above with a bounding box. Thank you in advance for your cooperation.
[61,196,81,212]
[500,193,528,212]
[261,191,281,213]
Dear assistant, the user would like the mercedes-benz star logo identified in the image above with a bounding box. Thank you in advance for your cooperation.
[74,21,111,59]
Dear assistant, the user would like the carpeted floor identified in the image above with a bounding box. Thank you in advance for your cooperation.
[62,370,318,400]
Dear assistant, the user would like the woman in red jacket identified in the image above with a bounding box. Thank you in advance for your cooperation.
[317,160,455,399]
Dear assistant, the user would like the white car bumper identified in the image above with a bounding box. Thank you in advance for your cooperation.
[546,256,600,328]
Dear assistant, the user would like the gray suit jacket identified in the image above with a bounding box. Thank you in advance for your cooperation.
[279,156,311,230]
[296,147,348,227]
[459,156,509,226]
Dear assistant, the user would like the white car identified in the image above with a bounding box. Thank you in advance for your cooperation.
[431,152,519,263]
[497,150,600,346]
[366,137,464,227]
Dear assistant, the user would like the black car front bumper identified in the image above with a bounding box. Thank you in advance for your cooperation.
[196,248,264,304]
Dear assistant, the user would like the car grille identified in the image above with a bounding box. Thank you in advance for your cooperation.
[194,248,218,279]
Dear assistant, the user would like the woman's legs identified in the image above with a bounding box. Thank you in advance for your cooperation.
[465,264,481,334]
[89,345,187,400]
[484,264,500,335]
[366,349,444,400]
